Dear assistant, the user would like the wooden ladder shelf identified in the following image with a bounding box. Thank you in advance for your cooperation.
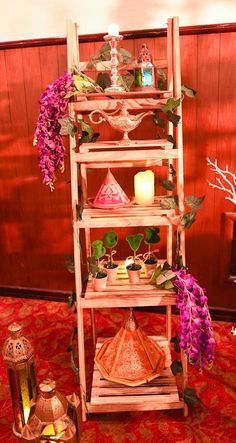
[67,16,188,421]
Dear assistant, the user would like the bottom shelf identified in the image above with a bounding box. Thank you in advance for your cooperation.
[86,336,184,414]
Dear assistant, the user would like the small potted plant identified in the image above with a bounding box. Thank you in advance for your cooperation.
[143,227,160,277]
[126,233,144,283]
[103,230,119,283]
[87,240,107,292]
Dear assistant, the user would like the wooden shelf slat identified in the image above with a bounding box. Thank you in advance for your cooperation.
[77,216,172,228]
[81,262,176,308]
[79,139,174,153]
[87,400,184,413]
[87,336,184,413]
[76,198,175,228]
[71,97,170,113]
[81,294,176,308]
[75,147,179,163]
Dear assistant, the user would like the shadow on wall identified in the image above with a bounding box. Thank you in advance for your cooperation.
[0,148,73,290]
[107,0,232,31]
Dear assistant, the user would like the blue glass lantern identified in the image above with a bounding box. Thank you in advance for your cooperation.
[135,44,155,89]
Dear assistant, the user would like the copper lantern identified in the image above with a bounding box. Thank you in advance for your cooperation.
[21,379,81,443]
[95,308,166,386]
[2,322,38,436]
[135,43,155,89]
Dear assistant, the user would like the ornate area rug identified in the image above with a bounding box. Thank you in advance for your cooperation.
[0,297,235,443]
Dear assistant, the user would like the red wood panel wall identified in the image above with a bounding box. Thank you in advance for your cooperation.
[0,29,235,308]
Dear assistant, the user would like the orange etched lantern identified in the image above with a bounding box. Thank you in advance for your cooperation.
[22,379,81,443]
[2,322,37,437]
[95,308,166,386]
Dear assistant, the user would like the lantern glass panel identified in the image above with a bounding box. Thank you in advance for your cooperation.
[142,68,154,87]
[19,368,31,423]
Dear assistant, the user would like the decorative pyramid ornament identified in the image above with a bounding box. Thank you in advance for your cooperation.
[93,169,130,208]
[95,308,166,386]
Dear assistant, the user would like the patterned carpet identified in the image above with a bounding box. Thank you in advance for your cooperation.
[0,296,236,443]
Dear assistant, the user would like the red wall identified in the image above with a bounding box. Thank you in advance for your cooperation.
[0,27,235,308]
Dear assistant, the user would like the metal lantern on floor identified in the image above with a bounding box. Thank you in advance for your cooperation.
[2,322,38,437]
[135,43,155,89]
[21,379,81,443]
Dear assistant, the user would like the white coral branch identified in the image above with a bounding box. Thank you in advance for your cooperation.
[207,157,236,205]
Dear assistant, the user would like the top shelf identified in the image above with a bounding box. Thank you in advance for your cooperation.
[74,89,172,100]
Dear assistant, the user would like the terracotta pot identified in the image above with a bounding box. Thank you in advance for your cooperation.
[144,261,157,278]
[93,274,107,292]
[104,263,118,283]
[126,265,142,284]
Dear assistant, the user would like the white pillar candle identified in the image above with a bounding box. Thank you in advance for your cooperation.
[134,170,155,205]
[107,23,120,37]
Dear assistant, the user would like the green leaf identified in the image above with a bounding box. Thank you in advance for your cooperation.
[87,256,99,277]
[118,73,135,91]
[85,60,95,70]
[78,118,99,144]
[166,111,181,126]
[76,204,83,221]
[162,261,171,271]
[78,118,93,138]
[162,98,181,113]
[103,231,118,249]
[160,179,176,191]
[171,359,183,375]
[92,240,106,260]
[65,255,75,274]
[64,90,79,99]
[183,387,201,409]
[175,254,183,268]
[144,227,160,245]
[86,43,111,68]
[68,326,79,381]
[73,72,102,93]
[96,72,111,90]
[185,195,205,210]
[160,196,178,210]
[157,68,167,90]
[163,279,174,289]
[126,234,144,253]
[97,42,111,61]
[157,68,166,81]
[91,132,100,143]
[170,334,181,353]
[119,47,133,64]
[83,273,89,284]
[58,117,77,137]
[169,164,176,177]
[179,211,196,229]
[67,290,76,309]
[167,134,176,149]
[152,112,165,129]
[157,79,166,90]
[156,270,176,286]
[181,84,197,98]
[149,265,162,285]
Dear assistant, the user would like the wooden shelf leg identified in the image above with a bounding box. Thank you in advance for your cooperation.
[166,305,172,342]
[77,305,87,422]
[90,308,97,349]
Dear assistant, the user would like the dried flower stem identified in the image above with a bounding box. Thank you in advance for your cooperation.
[207,157,236,205]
